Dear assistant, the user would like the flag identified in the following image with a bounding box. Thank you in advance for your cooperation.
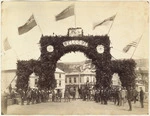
[18,15,37,35]
[93,14,116,30]
[80,62,91,72]
[55,4,75,21]
[123,39,139,53]
[4,38,11,51]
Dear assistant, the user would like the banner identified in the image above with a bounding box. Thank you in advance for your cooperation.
[93,14,116,30]
[4,38,11,51]
[55,4,75,21]
[18,15,37,35]
[123,39,139,53]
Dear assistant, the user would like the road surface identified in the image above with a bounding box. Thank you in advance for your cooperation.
[7,99,148,115]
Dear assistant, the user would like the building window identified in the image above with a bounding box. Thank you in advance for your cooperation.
[93,78,95,83]
[59,74,61,78]
[59,81,61,86]
[87,77,89,82]
[80,77,82,83]
[65,78,67,83]
[35,79,38,87]
[74,77,76,83]
[69,77,71,83]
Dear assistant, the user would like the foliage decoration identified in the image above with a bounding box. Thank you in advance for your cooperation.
[16,35,136,90]
[111,59,137,87]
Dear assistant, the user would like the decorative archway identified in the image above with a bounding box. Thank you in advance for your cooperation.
[39,35,112,88]
[16,29,136,91]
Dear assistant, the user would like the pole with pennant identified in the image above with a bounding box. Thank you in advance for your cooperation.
[6,75,17,89]
[3,38,19,89]
[7,49,19,89]
[13,49,20,60]
[107,13,117,35]
[74,4,76,28]
[74,12,76,28]
[37,24,43,35]
[33,13,43,35]
[3,37,19,60]
[130,34,143,59]
[55,4,76,28]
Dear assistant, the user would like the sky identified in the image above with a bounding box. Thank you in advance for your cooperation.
[1,1,149,70]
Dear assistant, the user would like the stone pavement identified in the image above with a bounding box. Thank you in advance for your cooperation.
[7,99,148,115]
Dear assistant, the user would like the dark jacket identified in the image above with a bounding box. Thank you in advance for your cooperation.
[140,90,144,100]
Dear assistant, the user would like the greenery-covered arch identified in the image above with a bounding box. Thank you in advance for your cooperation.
[16,35,136,90]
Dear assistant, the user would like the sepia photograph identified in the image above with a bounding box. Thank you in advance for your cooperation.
[1,1,149,115]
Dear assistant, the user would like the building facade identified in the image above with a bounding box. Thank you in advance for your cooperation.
[28,68,66,97]
[1,69,17,92]
[135,67,148,92]
[65,68,96,89]
[54,68,66,98]
[111,73,122,88]
[2,68,66,97]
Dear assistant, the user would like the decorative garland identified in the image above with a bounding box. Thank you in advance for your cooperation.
[16,35,136,90]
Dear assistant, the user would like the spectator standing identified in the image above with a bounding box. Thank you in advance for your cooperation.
[52,90,56,102]
[26,88,32,105]
[132,88,138,103]
[1,91,8,115]
[18,89,25,105]
[139,87,144,108]
[121,87,127,106]
[127,86,132,111]
[118,88,122,106]
[10,90,16,104]
[64,89,70,102]
[9,84,12,94]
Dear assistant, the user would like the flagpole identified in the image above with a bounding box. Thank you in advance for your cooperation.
[74,4,76,28]
[6,75,17,89]
[13,49,20,60]
[33,13,43,35]
[37,24,43,35]
[130,34,143,59]
[74,14,76,28]
[107,13,117,35]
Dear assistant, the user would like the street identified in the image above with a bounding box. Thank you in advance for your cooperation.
[7,99,148,115]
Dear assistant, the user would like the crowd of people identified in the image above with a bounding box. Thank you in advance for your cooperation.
[1,85,145,114]
[6,85,146,107]
[7,86,78,105]
[78,86,145,111]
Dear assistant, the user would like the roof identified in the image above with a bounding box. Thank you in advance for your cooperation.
[136,83,144,86]
[66,71,95,76]
[135,67,149,74]
[55,68,65,74]
[2,66,65,74]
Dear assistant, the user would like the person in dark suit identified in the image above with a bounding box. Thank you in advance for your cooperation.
[26,88,32,105]
[132,88,138,103]
[127,86,132,111]
[9,84,12,94]
[52,90,56,102]
[18,89,25,105]
[139,87,144,108]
